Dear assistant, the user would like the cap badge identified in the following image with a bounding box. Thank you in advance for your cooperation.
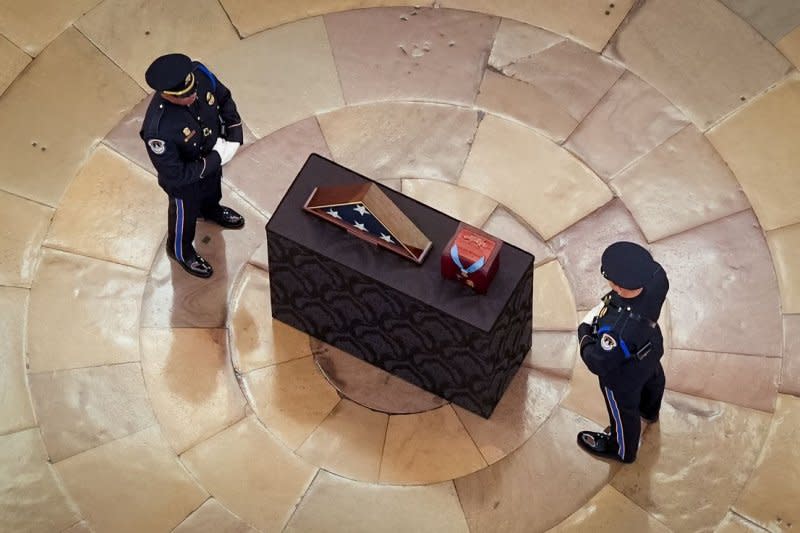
[147,139,166,155]
[184,73,192,86]
[206,91,215,106]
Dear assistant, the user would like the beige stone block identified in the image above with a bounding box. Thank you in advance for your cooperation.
[441,0,635,52]
[180,416,317,532]
[296,399,388,482]
[318,102,477,183]
[0,34,29,95]
[777,26,800,68]
[75,0,239,90]
[29,363,157,462]
[380,405,486,484]
[781,315,800,395]
[606,0,791,129]
[28,248,146,373]
[488,18,563,70]
[612,392,772,532]
[243,356,340,450]
[173,499,258,533]
[460,114,612,240]
[733,394,800,532]
[560,353,609,427]
[551,485,671,532]
[0,287,35,434]
[62,521,93,533]
[140,328,247,454]
[476,72,577,143]
[533,260,577,331]
[720,0,800,44]
[44,145,165,269]
[0,27,145,206]
[0,190,53,287]
[207,17,343,137]
[0,429,80,532]
[55,427,208,533]
[401,179,497,227]
[708,76,800,231]
[229,265,312,373]
[714,511,769,532]
[480,207,554,265]
[766,223,800,314]
[0,0,100,55]
[524,331,577,378]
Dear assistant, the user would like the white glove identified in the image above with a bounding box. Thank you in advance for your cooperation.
[580,302,605,325]
[212,138,240,166]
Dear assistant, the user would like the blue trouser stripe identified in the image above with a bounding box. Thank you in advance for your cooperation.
[175,198,184,262]
[605,387,625,460]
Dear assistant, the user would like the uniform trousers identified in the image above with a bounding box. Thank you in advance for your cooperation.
[166,171,223,262]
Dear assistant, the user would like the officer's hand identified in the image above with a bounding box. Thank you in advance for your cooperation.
[212,137,228,161]
[223,141,240,164]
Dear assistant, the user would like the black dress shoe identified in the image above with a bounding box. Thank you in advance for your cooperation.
[577,430,633,463]
[167,250,213,278]
[209,206,244,229]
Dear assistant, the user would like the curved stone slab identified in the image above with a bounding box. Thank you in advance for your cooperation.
[0,190,52,288]
[766,222,800,314]
[720,0,800,43]
[0,0,100,55]
[549,485,671,533]
[533,260,577,331]
[402,179,497,227]
[781,315,800,395]
[0,288,35,434]
[488,18,563,70]
[481,207,554,266]
[0,35,30,95]
[173,498,258,533]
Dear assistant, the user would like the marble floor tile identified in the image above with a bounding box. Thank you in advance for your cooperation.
[296,398,388,482]
[0,288,34,435]
[550,485,670,533]
[75,0,239,90]
[0,34,29,95]
[0,190,52,288]
[612,125,750,242]
[318,102,477,183]
[707,75,800,231]
[401,179,497,226]
[476,72,578,143]
[29,363,156,462]
[777,26,800,68]
[325,8,498,105]
[224,118,331,218]
[480,207,554,266]
[565,71,689,180]
[140,188,267,328]
[533,260,577,331]
[549,198,645,309]
[714,511,771,532]
[172,498,258,533]
[285,470,469,533]
[27,248,146,373]
[781,315,800,395]
[44,145,165,270]
[0,429,80,532]
[218,0,420,38]
[454,368,566,464]
[524,330,578,379]
[247,241,269,272]
[441,0,634,52]
[0,27,145,207]
[766,222,800,314]
[733,394,800,532]
[455,406,617,533]
[55,426,207,533]
[379,405,486,484]
[560,355,610,427]
[139,328,246,454]
[101,94,157,174]
[459,114,612,240]
[0,0,100,55]
[651,210,782,357]
[502,40,624,123]
[62,521,93,533]
[312,339,447,414]
[720,0,800,44]
[180,416,317,532]
[207,17,343,138]
[229,265,312,373]
[606,0,791,129]
[242,356,340,450]
[663,349,780,413]
[488,18,563,70]
[611,391,772,532]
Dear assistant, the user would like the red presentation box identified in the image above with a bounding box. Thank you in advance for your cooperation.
[441,223,502,294]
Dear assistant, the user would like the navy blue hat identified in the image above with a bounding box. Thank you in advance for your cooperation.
[145,53,195,95]
[601,241,658,290]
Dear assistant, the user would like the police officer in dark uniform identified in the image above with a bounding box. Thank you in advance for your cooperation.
[140,53,245,278]
[576,241,669,463]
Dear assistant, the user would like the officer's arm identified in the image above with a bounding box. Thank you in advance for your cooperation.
[578,329,627,376]
[215,78,243,144]
[145,137,222,189]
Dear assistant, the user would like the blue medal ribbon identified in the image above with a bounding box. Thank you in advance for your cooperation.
[450,244,485,277]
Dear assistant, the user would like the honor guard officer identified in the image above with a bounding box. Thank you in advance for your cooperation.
[140,53,245,278]
[576,241,669,463]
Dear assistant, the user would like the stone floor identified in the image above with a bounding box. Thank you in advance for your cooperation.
[1,1,799,532]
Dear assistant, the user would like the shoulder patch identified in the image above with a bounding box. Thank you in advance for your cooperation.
[600,332,617,352]
[147,139,166,155]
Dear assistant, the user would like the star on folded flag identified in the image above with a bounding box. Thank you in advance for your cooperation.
[353,221,368,231]
[353,204,368,216]
[379,233,394,243]
[326,209,341,219]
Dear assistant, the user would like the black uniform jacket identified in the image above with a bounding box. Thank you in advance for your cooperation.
[579,264,669,392]
[140,62,243,197]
